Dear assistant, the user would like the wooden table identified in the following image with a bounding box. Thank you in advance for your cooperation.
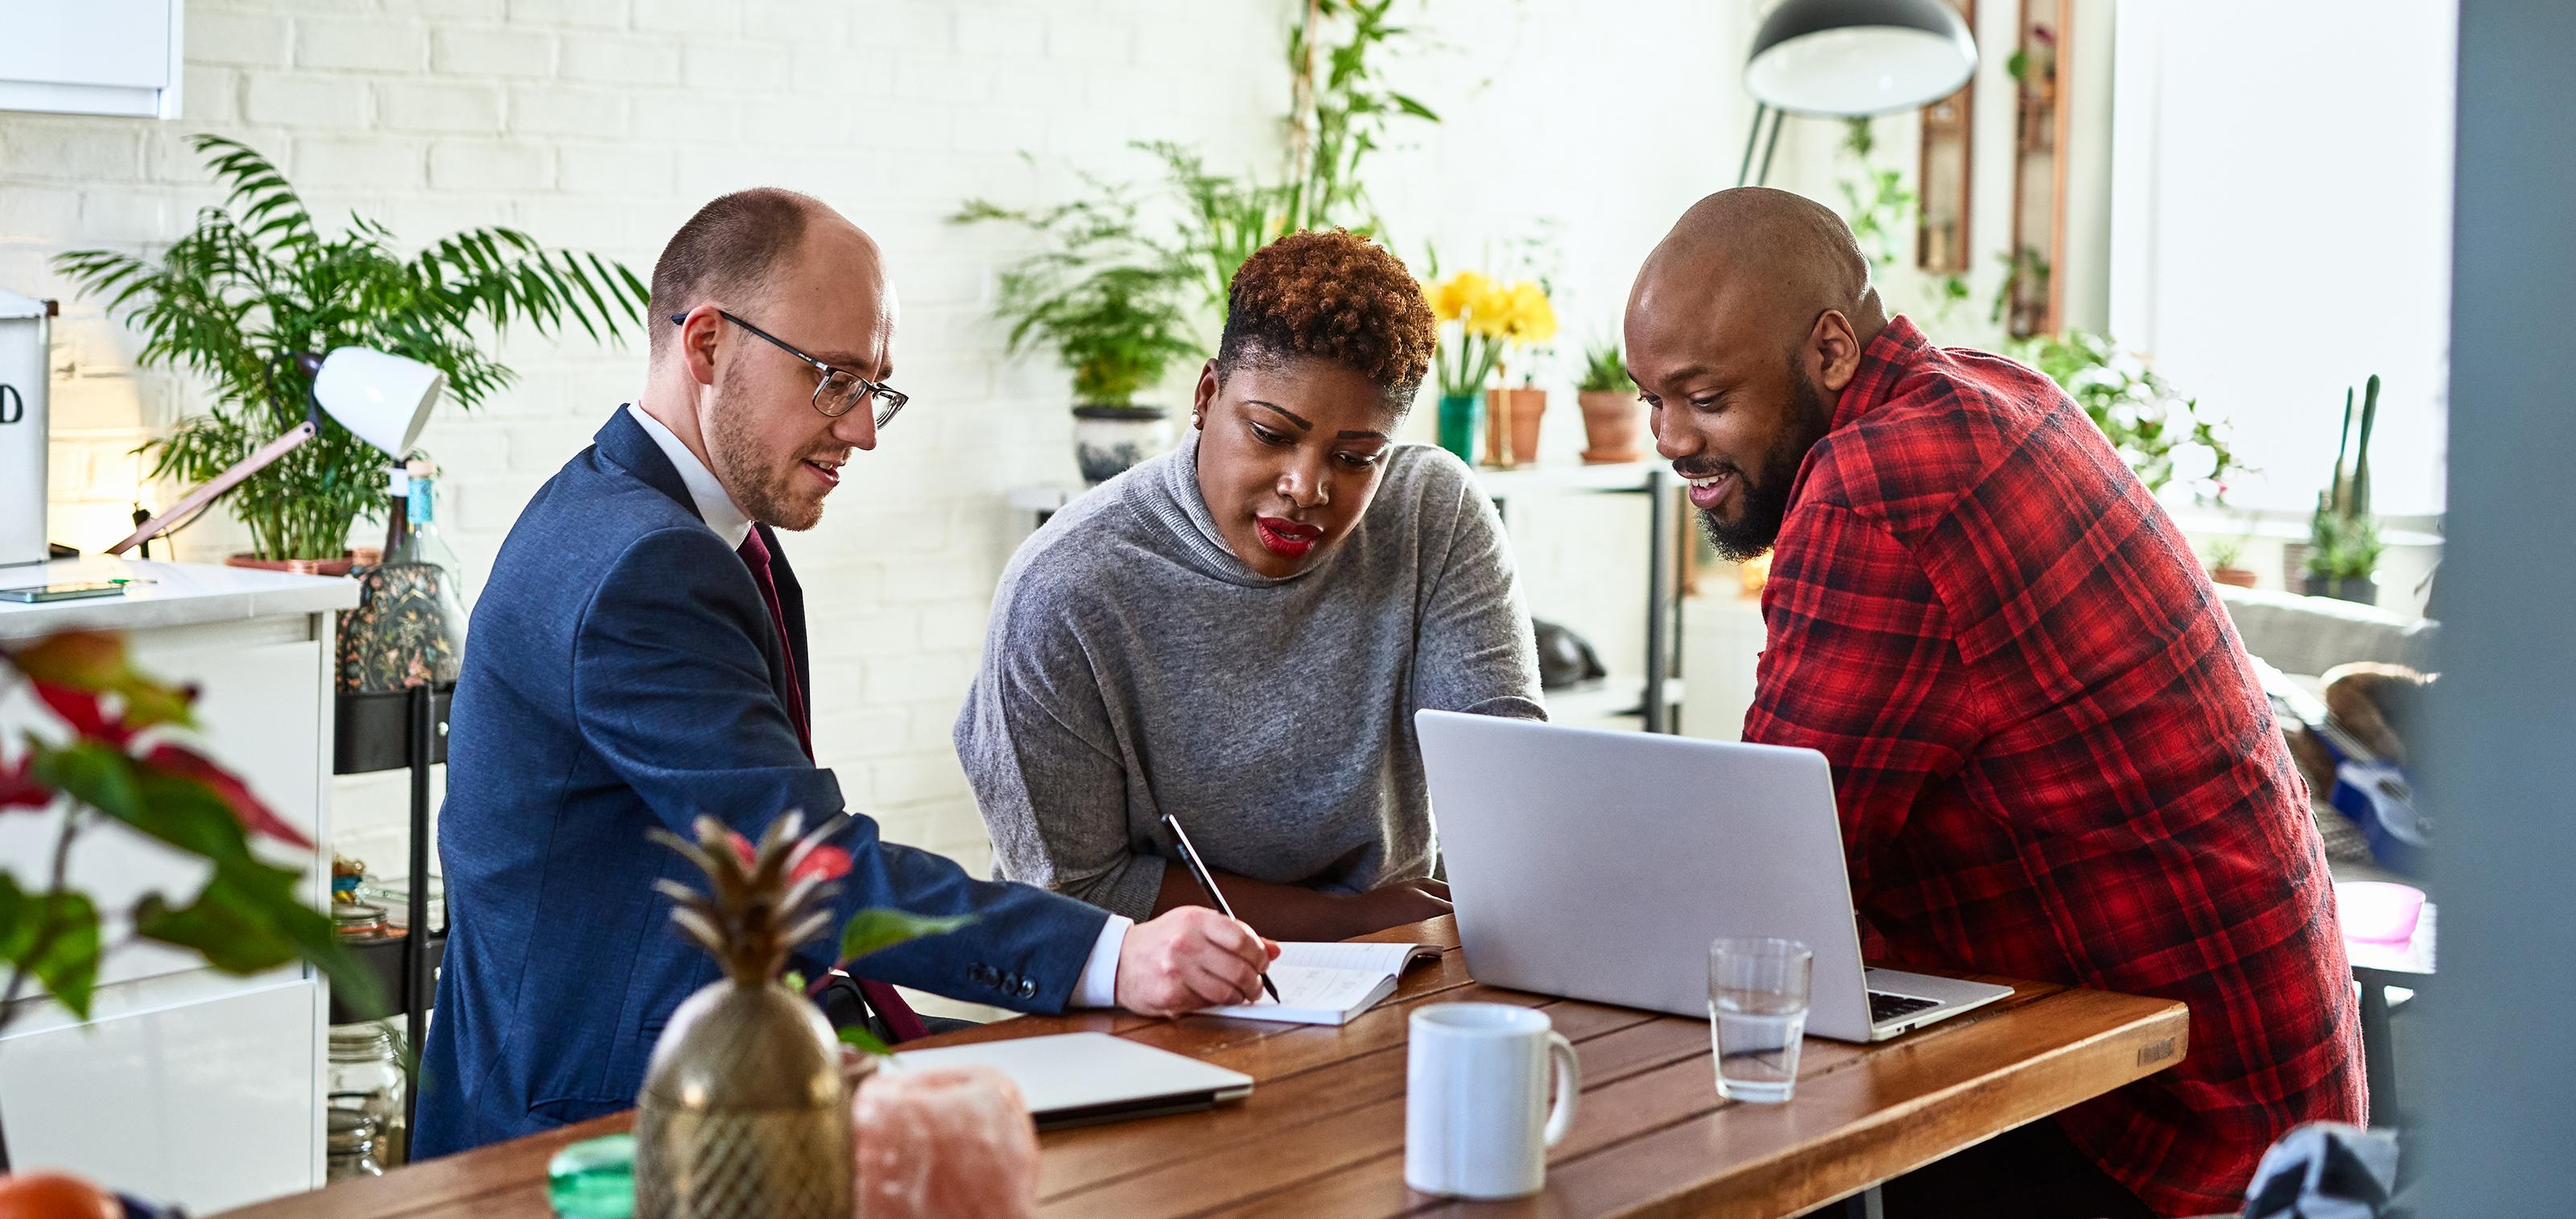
[220,917,2186,1219]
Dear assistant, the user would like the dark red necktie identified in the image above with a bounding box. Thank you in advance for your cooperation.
[736,527,811,757]
[737,527,929,1042]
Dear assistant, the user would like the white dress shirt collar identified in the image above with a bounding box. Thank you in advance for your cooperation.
[626,403,754,549]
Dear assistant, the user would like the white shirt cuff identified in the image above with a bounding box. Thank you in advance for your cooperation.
[1073,914,1133,1009]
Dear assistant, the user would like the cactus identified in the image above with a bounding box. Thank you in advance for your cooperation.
[2310,374,2386,580]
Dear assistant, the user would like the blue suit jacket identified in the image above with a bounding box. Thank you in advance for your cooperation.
[414,408,1109,1156]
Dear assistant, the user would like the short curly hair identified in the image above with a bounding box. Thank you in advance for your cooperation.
[1217,229,1437,412]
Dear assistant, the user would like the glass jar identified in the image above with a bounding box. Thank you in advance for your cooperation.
[328,1021,408,1169]
[326,1108,385,1180]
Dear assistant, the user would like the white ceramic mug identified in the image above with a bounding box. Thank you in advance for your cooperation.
[1405,1002,1581,1200]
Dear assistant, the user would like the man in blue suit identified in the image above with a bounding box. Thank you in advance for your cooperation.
[415,189,1276,1156]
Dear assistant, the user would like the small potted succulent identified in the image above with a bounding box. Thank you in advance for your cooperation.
[953,194,1199,486]
[2304,375,2383,605]
[2206,532,2259,589]
[1575,339,1644,463]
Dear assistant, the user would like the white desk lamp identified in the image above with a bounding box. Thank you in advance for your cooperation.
[109,348,446,557]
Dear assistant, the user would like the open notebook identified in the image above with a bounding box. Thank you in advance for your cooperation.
[1197,940,1442,1025]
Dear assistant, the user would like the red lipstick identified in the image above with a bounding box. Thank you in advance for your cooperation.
[1254,515,1321,560]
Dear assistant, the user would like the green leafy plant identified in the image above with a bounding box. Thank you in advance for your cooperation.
[53,137,646,561]
[2307,375,2384,579]
[1577,338,1634,394]
[2013,330,2245,503]
[2205,532,2248,572]
[0,631,374,1041]
[1992,246,2053,335]
[1836,118,1918,272]
[956,1,1438,395]
[953,184,1201,407]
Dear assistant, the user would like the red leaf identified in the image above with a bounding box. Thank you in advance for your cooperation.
[34,683,133,747]
[791,845,852,883]
[142,744,314,851]
[0,754,52,810]
[726,830,758,871]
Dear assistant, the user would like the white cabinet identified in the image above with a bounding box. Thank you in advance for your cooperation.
[0,0,187,119]
[0,558,353,1211]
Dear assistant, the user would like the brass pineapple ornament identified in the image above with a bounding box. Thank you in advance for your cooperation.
[634,812,856,1219]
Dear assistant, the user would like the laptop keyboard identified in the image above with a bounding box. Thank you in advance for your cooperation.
[1868,991,1942,1023]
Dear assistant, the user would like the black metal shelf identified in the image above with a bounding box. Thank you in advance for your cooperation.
[332,682,452,1133]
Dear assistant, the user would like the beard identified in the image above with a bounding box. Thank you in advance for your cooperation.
[707,360,828,531]
[1694,373,1835,562]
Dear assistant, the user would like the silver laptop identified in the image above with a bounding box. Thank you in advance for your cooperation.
[1415,710,2012,1042]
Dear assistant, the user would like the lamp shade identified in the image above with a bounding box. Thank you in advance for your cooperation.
[1745,0,1977,117]
[312,347,444,457]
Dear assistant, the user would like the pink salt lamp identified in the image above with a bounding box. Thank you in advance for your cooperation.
[850,1060,1039,1219]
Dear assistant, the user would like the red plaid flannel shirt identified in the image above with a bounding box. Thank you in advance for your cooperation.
[1745,318,2366,1215]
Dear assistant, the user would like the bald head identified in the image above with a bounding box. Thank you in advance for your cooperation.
[1624,188,1890,563]
[1630,187,1881,353]
[647,187,881,362]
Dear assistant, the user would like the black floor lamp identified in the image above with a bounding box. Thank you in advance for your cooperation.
[1735,0,1979,187]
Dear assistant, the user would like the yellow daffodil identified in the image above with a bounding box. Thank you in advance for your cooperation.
[1430,271,1490,323]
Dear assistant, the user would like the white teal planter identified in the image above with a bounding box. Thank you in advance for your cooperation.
[1071,405,1172,486]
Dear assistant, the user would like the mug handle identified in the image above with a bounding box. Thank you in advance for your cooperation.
[1542,1031,1581,1148]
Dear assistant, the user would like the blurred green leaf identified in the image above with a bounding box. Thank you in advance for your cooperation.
[0,874,101,1019]
[134,858,377,1011]
[9,632,128,691]
[839,909,977,964]
[836,1024,893,1056]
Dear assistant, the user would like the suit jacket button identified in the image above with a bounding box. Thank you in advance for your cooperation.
[1018,978,1038,999]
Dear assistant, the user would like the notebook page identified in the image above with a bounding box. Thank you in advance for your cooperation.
[1196,965,1393,1024]
[1273,940,1429,976]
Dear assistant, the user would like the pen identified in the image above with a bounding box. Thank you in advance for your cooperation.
[1159,812,1282,1004]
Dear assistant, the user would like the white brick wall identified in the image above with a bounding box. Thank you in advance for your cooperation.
[10,0,1761,887]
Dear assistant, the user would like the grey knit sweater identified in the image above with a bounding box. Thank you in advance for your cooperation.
[955,431,1544,921]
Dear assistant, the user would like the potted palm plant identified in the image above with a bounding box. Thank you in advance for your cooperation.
[54,137,645,568]
[953,190,1201,486]
[1575,339,1643,463]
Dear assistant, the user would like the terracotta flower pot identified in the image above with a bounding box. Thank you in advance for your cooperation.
[2211,566,2259,589]
[226,552,357,576]
[1577,390,1645,464]
[1484,387,1546,468]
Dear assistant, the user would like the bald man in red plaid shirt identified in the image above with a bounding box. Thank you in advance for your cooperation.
[1625,189,2364,1218]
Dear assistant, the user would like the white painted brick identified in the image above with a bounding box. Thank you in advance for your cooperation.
[560,35,683,87]
[555,143,671,194]
[502,0,630,29]
[430,141,554,192]
[379,81,506,133]
[505,85,629,138]
[295,16,430,72]
[1046,11,1137,63]
[955,3,1046,59]
[810,706,909,762]
[180,66,242,124]
[290,134,427,189]
[869,756,970,807]
[630,95,740,146]
[17,129,151,188]
[679,42,797,93]
[852,3,956,56]
[74,190,178,246]
[431,27,559,79]
[740,1,845,44]
[244,73,371,126]
[413,0,506,17]
[189,10,295,67]
[633,0,734,35]
[888,58,995,105]
[860,651,976,705]
[0,186,82,238]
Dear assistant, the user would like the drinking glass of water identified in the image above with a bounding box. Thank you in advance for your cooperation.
[1707,937,1812,1103]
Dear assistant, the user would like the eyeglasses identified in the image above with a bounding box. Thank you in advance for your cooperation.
[671,309,910,428]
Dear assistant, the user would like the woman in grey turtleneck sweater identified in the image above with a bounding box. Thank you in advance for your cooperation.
[955,230,1543,943]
